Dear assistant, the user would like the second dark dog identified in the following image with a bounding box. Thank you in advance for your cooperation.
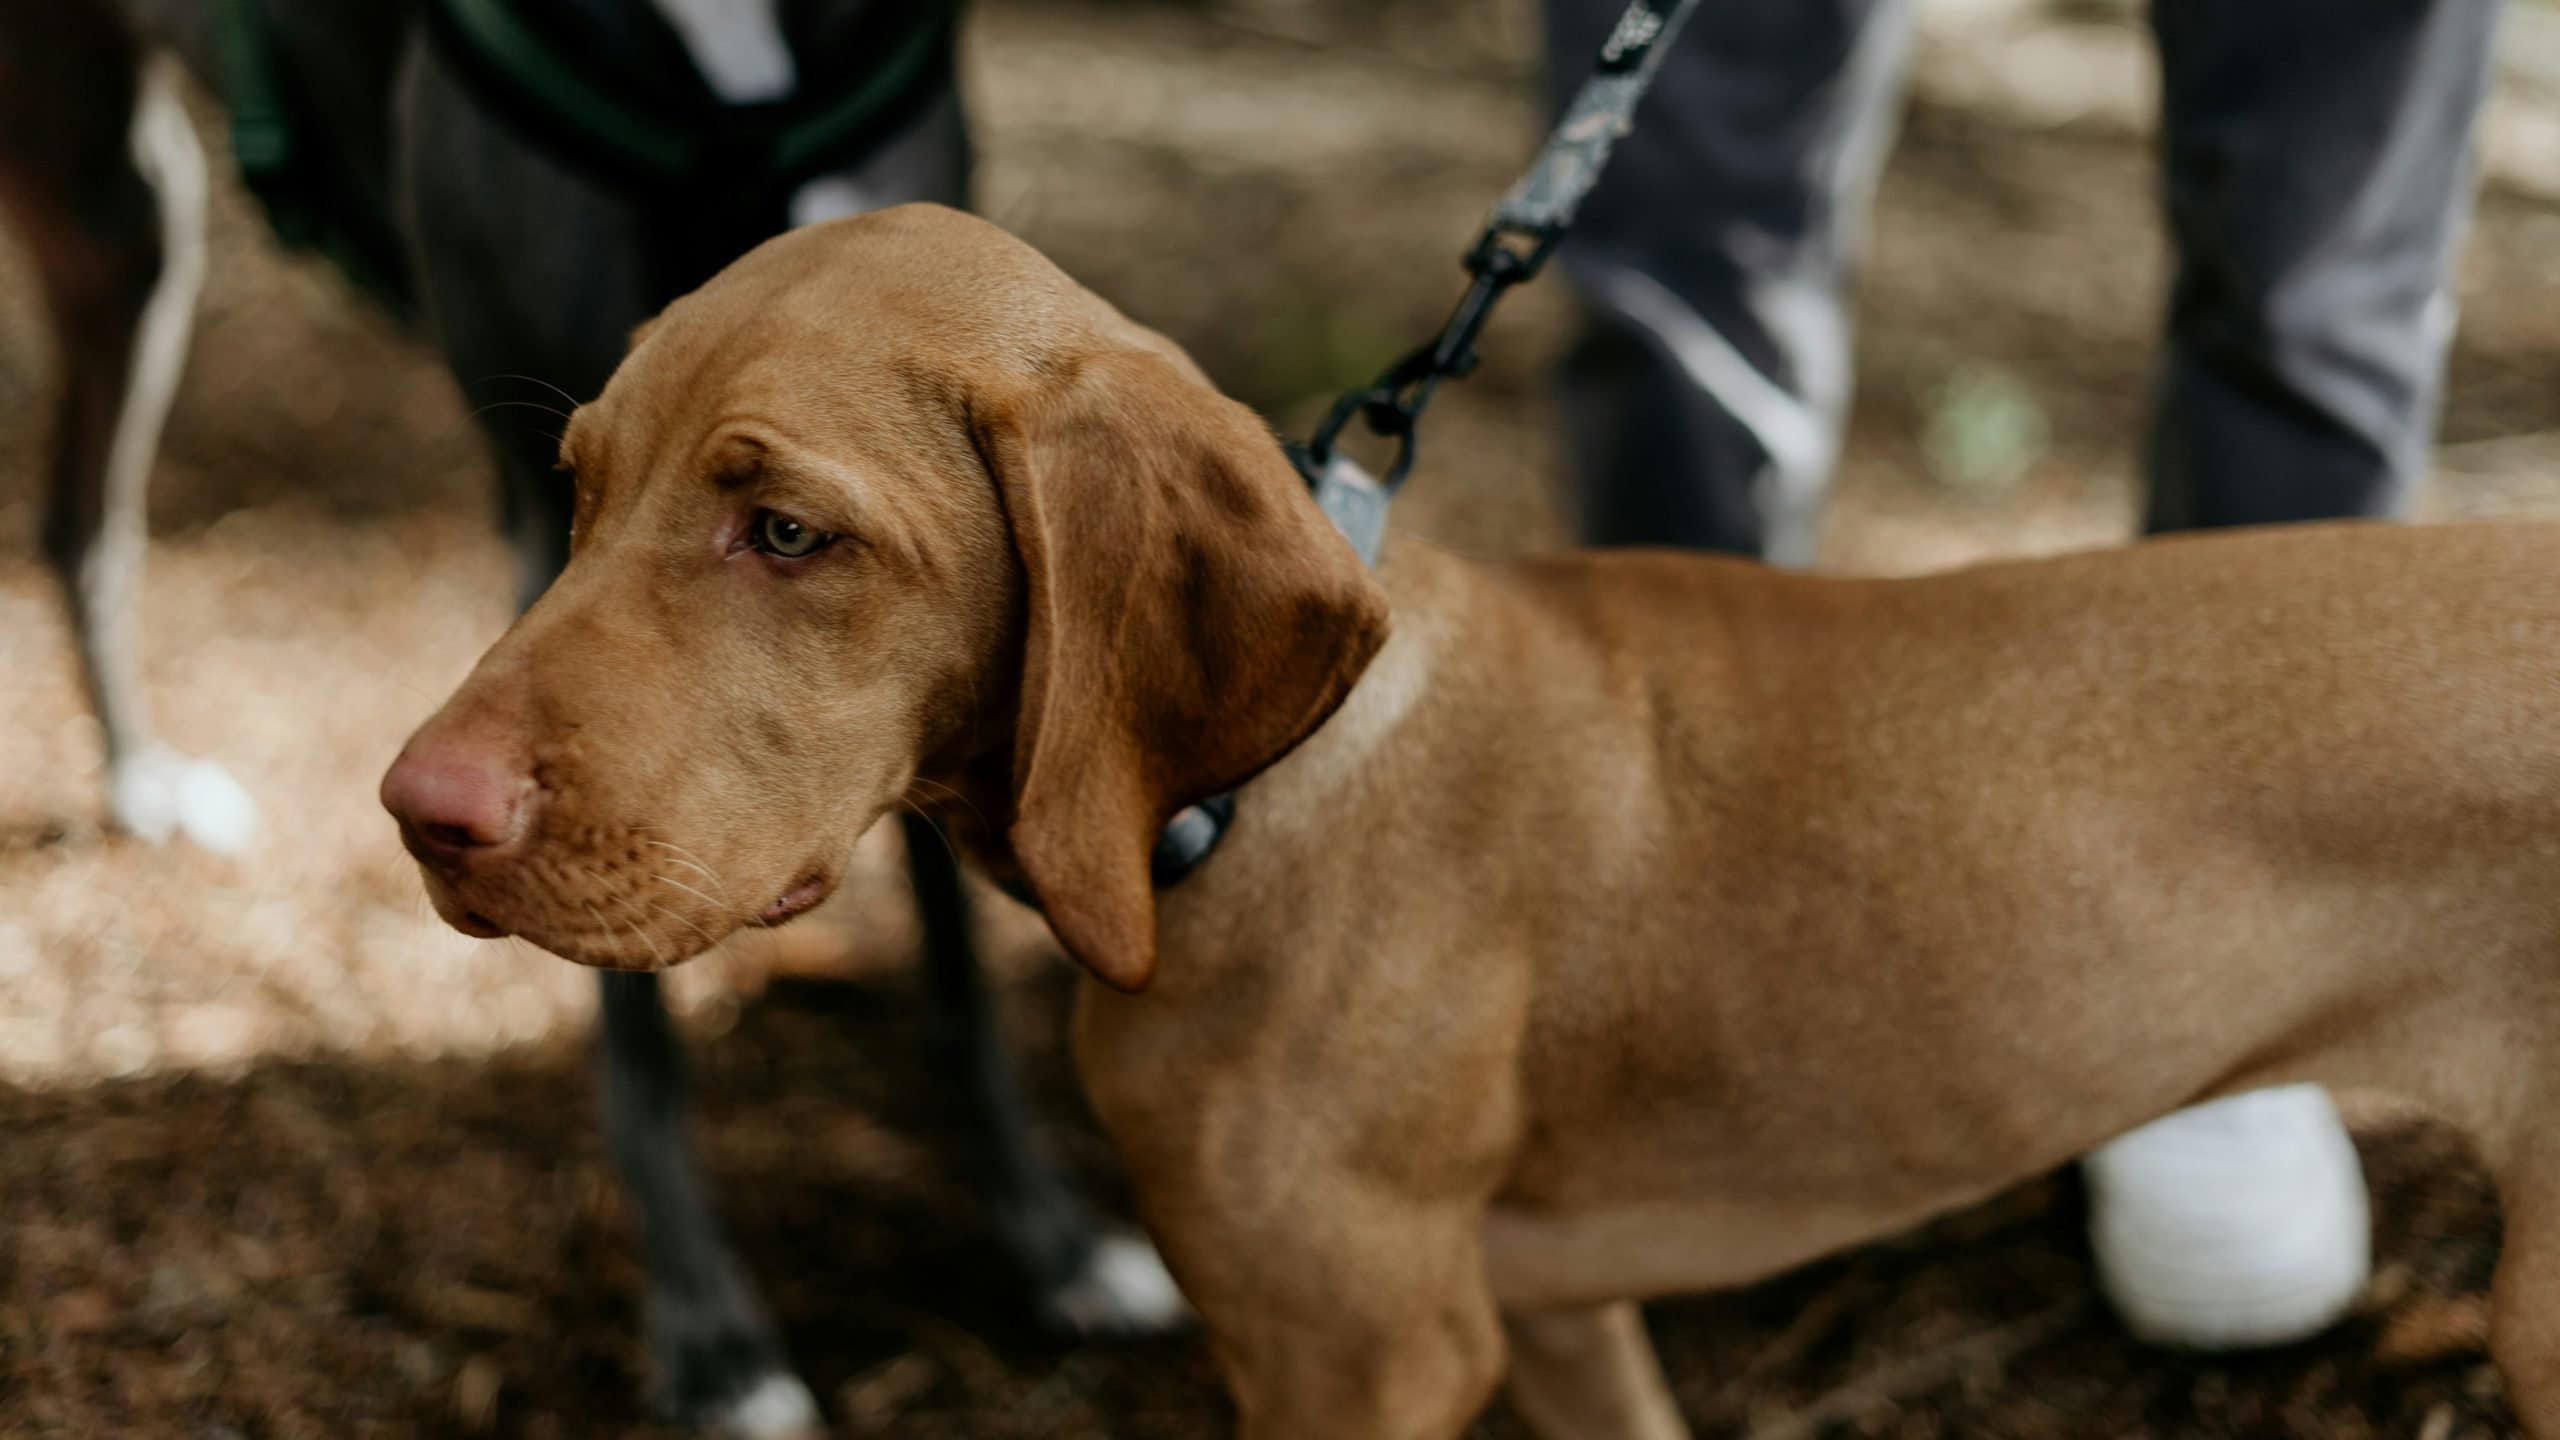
[0,3,1184,1433]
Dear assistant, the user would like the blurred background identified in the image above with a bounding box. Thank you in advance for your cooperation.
[3,0,2557,1433]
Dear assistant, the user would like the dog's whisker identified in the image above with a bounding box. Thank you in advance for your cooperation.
[651,905,720,956]
[904,775,995,836]
[637,883,723,952]
[638,838,729,897]
[623,899,669,971]
[897,801,971,875]
[404,889,436,980]
[467,398,575,426]
[583,901,644,969]
[635,831,722,875]
[477,371,582,410]
[649,869,728,918]
[597,886,672,971]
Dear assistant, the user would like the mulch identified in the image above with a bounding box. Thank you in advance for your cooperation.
[2,963,2516,1437]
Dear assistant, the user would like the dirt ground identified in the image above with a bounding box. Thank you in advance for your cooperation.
[3,0,2559,1435]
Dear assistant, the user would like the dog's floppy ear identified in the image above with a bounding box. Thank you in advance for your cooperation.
[974,348,1389,991]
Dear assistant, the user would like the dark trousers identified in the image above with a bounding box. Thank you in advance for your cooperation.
[1543,0,2503,564]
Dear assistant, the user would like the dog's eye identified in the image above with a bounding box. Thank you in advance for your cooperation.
[750,511,835,559]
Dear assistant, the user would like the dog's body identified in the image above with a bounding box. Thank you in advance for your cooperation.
[383,207,2560,1437]
[4,11,1175,1434]
[1107,524,2560,1435]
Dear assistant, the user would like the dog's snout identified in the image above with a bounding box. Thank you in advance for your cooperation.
[381,742,534,863]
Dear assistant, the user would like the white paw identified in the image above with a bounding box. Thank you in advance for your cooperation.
[110,747,260,856]
[712,1371,822,1440]
[1044,1230,1193,1338]
[2084,1084,2370,1350]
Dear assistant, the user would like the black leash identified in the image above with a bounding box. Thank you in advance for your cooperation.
[1153,0,1705,886]
[1298,0,1705,499]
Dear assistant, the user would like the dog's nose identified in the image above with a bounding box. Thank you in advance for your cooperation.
[381,746,533,862]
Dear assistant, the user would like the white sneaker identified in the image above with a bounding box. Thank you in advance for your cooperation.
[2082,1084,2370,1349]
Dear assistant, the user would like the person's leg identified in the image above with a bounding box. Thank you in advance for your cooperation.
[1542,0,1913,566]
[2087,0,2503,1351]
[2144,0,2501,529]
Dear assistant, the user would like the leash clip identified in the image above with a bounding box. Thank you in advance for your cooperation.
[1305,224,1557,494]
[1161,0,1697,892]
[1288,442,1390,568]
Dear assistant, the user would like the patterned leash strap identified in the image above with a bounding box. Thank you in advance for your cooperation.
[1296,0,1705,503]
[1494,0,1705,234]
[1156,0,1703,887]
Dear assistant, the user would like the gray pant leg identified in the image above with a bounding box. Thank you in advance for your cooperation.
[1544,0,1912,565]
[2145,0,2501,531]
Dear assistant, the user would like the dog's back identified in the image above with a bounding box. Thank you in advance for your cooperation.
[1153,521,2560,1312]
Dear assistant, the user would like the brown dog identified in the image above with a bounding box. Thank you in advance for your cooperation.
[384,204,2560,1438]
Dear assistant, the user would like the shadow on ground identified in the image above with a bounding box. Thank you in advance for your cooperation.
[3,963,2515,1439]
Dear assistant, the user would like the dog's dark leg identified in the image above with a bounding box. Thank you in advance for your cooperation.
[784,62,1186,1338]
[598,971,821,1438]
[398,37,828,1429]
[2,11,254,852]
[29,96,159,775]
[395,22,1175,1428]
[456,281,804,1440]
[903,814,1189,1336]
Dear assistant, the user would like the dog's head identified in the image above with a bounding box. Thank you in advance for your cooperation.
[381,205,1388,990]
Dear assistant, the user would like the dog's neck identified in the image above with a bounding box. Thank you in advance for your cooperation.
[1242,535,1448,824]
[913,536,1459,919]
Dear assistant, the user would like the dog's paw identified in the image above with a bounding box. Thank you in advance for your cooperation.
[2084,1083,2370,1350]
[705,1371,823,1440]
[1039,1229,1192,1339]
[109,747,259,855]
[647,1286,819,1438]
[655,1334,820,1440]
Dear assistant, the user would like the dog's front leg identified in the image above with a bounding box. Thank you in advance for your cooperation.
[901,815,1187,1336]
[1503,1302,1690,1440]
[21,49,255,854]
[1185,1197,1508,1440]
[596,972,819,1439]
[2493,1163,2560,1439]
[1079,977,1521,1438]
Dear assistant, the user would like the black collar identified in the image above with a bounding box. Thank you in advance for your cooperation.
[1150,444,1387,888]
